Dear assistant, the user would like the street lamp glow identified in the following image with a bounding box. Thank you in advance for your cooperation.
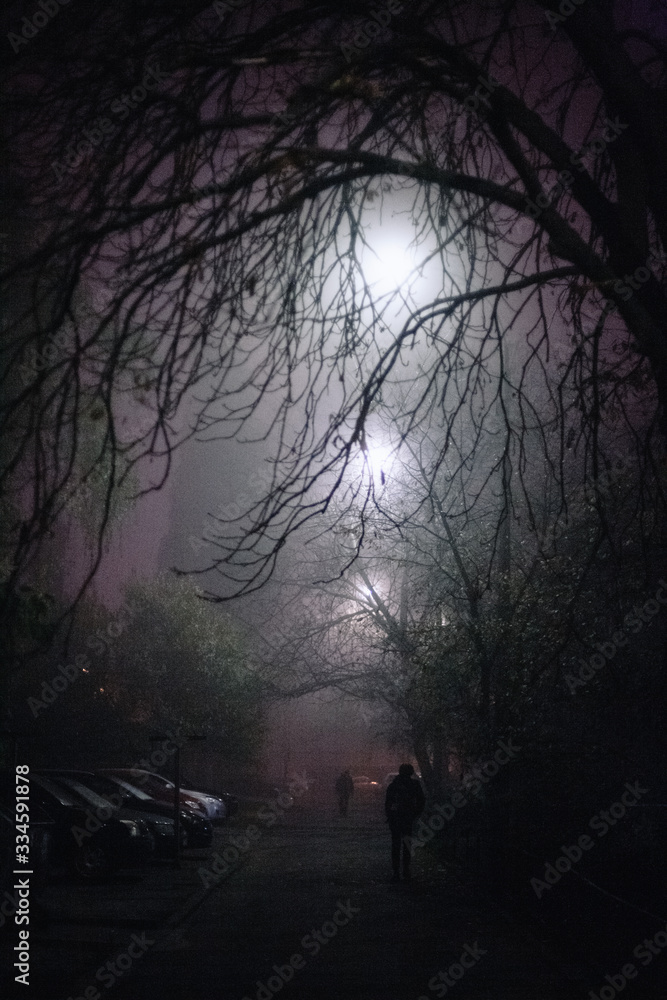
[362,238,416,296]
[361,441,393,486]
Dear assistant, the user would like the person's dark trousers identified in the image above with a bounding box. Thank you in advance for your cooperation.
[338,796,349,817]
[389,819,413,877]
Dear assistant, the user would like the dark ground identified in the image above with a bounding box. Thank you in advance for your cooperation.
[3,796,665,999]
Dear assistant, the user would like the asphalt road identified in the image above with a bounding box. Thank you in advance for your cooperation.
[6,798,645,999]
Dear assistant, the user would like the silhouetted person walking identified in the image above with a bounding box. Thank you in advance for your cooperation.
[335,769,354,817]
[385,764,425,881]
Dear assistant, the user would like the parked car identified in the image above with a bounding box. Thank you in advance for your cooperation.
[352,775,380,793]
[98,768,208,817]
[187,783,239,818]
[2,772,151,881]
[100,773,213,847]
[219,790,239,817]
[39,771,190,858]
[34,772,160,858]
[99,768,227,823]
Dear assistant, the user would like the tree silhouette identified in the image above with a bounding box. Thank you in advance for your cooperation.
[1,0,665,603]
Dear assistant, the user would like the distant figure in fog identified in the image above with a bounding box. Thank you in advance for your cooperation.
[385,764,425,882]
[335,769,354,817]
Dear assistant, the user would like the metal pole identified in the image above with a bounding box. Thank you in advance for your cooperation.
[173,744,181,867]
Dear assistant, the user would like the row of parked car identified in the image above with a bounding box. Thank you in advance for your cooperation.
[1,768,239,883]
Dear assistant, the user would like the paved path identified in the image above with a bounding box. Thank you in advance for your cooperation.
[102,804,590,1000]
[17,800,662,998]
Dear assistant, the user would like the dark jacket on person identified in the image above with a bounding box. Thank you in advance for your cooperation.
[384,775,425,826]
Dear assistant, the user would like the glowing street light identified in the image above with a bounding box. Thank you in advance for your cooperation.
[361,440,394,487]
[362,237,417,296]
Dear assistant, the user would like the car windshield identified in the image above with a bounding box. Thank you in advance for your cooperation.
[141,773,174,793]
[32,774,81,807]
[56,778,118,811]
[105,770,175,796]
[111,778,153,801]
[65,772,131,800]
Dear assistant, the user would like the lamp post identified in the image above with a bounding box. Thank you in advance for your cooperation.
[149,732,206,867]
